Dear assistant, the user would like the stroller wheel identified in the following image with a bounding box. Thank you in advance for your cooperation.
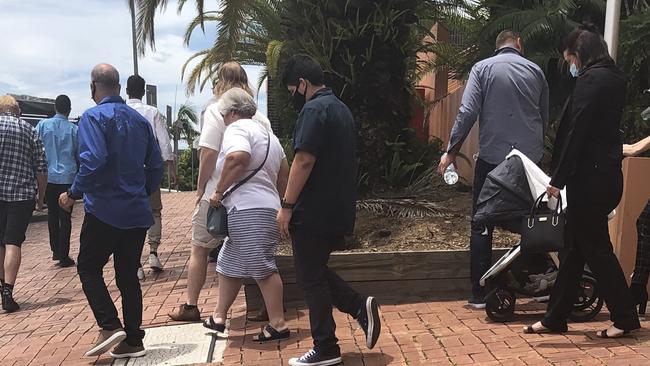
[569,274,603,322]
[485,288,516,322]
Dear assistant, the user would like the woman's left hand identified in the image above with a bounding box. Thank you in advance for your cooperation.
[546,185,561,199]
[209,191,223,207]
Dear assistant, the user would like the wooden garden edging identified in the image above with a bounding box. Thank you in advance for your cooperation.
[244,249,508,313]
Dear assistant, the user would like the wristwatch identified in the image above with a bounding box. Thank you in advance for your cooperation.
[281,198,295,210]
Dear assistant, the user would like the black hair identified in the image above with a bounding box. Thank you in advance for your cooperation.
[280,54,325,87]
[563,22,612,67]
[55,95,71,115]
[126,75,146,99]
[495,30,520,49]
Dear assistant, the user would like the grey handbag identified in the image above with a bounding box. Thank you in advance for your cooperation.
[206,133,270,237]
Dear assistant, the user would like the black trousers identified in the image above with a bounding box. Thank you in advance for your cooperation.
[45,183,72,260]
[543,203,640,332]
[470,159,498,297]
[291,229,365,356]
[632,199,650,286]
[77,213,147,346]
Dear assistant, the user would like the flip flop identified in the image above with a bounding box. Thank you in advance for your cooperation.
[522,324,555,334]
[252,324,290,342]
[202,316,226,333]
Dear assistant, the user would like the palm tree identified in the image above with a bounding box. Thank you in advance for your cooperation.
[172,104,200,148]
[131,0,284,94]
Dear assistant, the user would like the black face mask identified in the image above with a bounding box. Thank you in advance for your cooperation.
[291,81,307,112]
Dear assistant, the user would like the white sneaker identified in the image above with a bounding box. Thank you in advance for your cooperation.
[148,253,163,272]
[137,267,145,281]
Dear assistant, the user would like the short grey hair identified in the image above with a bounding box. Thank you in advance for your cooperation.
[217,87,257,118]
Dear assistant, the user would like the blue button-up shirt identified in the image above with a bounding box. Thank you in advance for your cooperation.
[70,96,163,229]
[448,48,549,165]
[36,114,78,185]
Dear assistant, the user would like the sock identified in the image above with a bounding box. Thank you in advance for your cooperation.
[2,283,14,296]
[0,278,4,290]
[185,303,197,308]
[150,251,158,257]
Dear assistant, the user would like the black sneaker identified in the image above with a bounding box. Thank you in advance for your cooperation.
[109,341,146,359]
[356,296,381,349]
[56,258,76,268]
[1,292,19,313]
[468,295,486,309]
[288,349,342,366]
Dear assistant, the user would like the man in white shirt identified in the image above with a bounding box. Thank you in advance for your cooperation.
[126,75,177,278]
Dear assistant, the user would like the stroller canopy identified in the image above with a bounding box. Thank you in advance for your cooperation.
[473,155,534,229]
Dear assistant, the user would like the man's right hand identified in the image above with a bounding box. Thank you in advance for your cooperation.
[438,152,457,175]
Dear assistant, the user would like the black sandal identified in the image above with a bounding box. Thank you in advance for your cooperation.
[253,324,290,342]
[202,316,226,333]
[597,329,632,339]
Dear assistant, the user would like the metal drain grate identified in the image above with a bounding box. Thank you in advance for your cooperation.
[112,322,227,366]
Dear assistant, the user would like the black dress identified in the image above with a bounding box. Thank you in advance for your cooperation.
[541,58,640,332]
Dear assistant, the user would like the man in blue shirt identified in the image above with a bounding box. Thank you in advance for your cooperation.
[36,95,78,267]
[58,64,163,359]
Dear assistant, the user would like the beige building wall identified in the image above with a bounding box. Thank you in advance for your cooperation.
[610,157,650,290]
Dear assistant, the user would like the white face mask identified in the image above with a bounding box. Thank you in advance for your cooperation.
[569,63,579,78]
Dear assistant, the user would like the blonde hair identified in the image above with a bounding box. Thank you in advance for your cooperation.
[0,95,20,115]
[218,87,257,118]
[212,62,254,98]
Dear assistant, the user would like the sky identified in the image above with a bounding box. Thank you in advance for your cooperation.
[0,0,266,119]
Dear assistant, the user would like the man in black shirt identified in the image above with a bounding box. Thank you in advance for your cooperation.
[278,55,381,366]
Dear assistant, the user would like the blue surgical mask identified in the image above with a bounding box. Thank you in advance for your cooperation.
[569,63,579,78]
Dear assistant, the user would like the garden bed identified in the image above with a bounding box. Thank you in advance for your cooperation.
[245,182,518,312]
[276,181,519,254]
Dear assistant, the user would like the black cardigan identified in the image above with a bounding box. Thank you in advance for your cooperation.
[550,58,626,189]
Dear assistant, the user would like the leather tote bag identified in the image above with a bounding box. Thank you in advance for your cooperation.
[520,192,566,254]
[206,132,270,238]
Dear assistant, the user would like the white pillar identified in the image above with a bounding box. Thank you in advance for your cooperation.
[604,0,622,61]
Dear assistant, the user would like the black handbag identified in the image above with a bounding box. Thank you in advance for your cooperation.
[520,192,566,254]
[206,132,270,238]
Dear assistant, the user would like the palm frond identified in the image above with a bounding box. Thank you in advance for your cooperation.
[183,12,219,46]
[356,198,459,219]
[133,0,170,54]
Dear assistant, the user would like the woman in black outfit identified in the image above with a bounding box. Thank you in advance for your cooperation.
[524,25,641,338]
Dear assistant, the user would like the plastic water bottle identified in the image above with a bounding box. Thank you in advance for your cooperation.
[641,106,650,121]
[444,165,459,185]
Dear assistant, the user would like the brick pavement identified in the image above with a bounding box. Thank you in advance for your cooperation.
[1,192,649,366]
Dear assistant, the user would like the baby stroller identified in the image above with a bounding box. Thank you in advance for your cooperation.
[474,150,603,323]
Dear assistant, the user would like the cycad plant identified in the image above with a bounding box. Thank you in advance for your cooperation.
[281,0,441,186]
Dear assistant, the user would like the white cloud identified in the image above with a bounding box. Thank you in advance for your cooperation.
[0,0,263,120]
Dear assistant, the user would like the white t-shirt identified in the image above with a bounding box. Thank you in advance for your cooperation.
[198,102,271,153]
[199,100,273,202]
[205,119,285,211]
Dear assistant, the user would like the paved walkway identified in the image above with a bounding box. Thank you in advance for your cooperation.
[1,192,650,365]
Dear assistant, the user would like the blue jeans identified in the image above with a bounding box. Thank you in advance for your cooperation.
[470,159,498,298]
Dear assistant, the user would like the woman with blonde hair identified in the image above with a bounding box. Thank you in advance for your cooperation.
[168,62,271,322]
